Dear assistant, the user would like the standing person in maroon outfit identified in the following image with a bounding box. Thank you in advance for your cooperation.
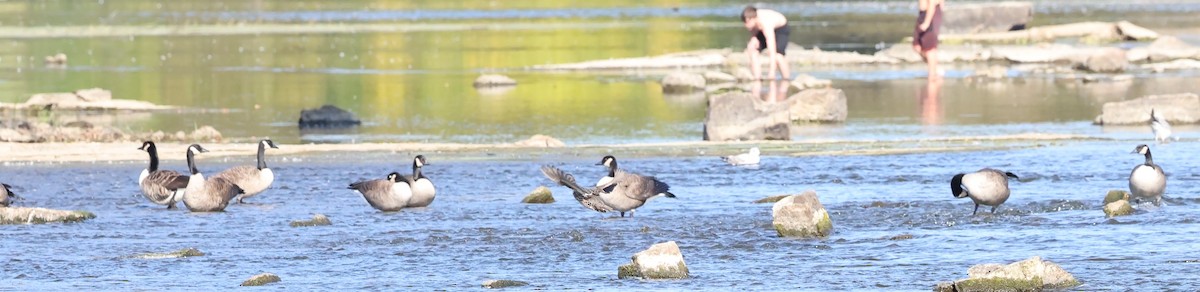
[913,0,944,79]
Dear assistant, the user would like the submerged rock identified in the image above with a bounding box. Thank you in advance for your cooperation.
[521,186,555,204]
[1082,48,1128,73]
[1095,93,1200,125]
[0,207,95,225]
[482,279,529,289]
[473,74,517,87]
[941,1,1033,34]
[888,234,914,241]
[787,88,848,123]
[513,134,565,148]
[704,92,791,141]
[771,190,833,238]
[934,256,1080,291]
[617,241,689,279]
[661,72,706,94]
[240,273,281,286]
[298,105,362,128]
[289,214,332,227]
[133,248,205,259]
[753,195,789,204]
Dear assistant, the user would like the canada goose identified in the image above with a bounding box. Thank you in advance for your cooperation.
[540,165,614,213]
[1,183,16,207]
[137,141,190,209]
[595,155,676,217]
[950,168,1019,215]
[1151,109,1172,144]
[1130,144,1166,205]
[212,139,279,204]
[722,147,761,166]
[403,155,437,207]
[348,172,414,212]
[180,144,243,212]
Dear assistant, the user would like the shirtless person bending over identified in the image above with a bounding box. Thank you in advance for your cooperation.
[742,6,791,80]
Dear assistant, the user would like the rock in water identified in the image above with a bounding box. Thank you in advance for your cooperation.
[941,2,1033,34]
[133,248,205,259]
[787,88,847,123]
[482,279,529,289]
[473,74,517,87]
[1146,36,1200,62]
[1095,93,1200,125]
[1104,200,1133,218]
[617,241,689,279]
[1082,48,1129,73]
[240,273,281,286]
[704,92,791,141]
[1115,21,1159,41]
[935,256,1081,291]
[521,186,555,204]
[660,72,706,94]
[1103,190,1130,204]
[189,126,223,142]
[771,190,833,238]
[290,214,332,227]
[702,71,737,84]
[753,195,789,204]
[513,134,565,148]
[789,74,832,91]
[0,207,95,225]
[298,105,362,128]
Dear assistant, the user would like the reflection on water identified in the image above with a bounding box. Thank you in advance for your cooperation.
[920,77,942,127]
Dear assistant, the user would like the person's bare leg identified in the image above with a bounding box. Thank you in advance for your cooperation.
[776,53,791,80]
[745,48,762,80]
[913,45,926,62]
[925,48,940,79]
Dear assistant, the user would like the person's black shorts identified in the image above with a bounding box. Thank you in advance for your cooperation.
[755,24,791,55]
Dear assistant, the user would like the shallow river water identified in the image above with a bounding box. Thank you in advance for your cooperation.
[3,139,1200,290]
[2,0,1200,290]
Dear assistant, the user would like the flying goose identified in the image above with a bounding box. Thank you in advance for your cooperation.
[1,183,16,207]
[722,147,761,166]
[212,139,279,204]
[1151,109,1172,144]
[180,144,244,212]
[137,141,189,209]
[1130,144,1166,205]
[403,155,437,207]
[540,165,614,213]
[950,168,1019,215]
[348,172,414,212]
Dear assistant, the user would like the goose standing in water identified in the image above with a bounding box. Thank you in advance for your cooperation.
[722,147,761,166]
[1129,144,1166,205]
[1151,109,1172,144]
[950,168,1019,215]
[212,139,279,204]
[1,183,16,207]
[544,156,676,218]
[137,141,189,209]
[403,155,437,207]
[348,172,414,212]
[540,165,614,213]
[181,144,243,212]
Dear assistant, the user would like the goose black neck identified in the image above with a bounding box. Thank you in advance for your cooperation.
[1144,150,1154,165]
[187,149,199,175]
[257,142,268,170]
[412,160,424,179]
[607,162,617,178]
[147,144,159,172]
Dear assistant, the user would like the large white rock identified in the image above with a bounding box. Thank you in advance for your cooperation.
[935,256,1080,291]
[703,92,791,141]
[702,71,737,84]
[1096,93,1200,125]
[1146,36,1200,62]
[787,88,847,122]
[771,190,833,238]
[942,2,1034,34]
[1115,21,1159,41]
[1082,47,1129,73]
[617,241,689,279]
[789,74,832,91]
